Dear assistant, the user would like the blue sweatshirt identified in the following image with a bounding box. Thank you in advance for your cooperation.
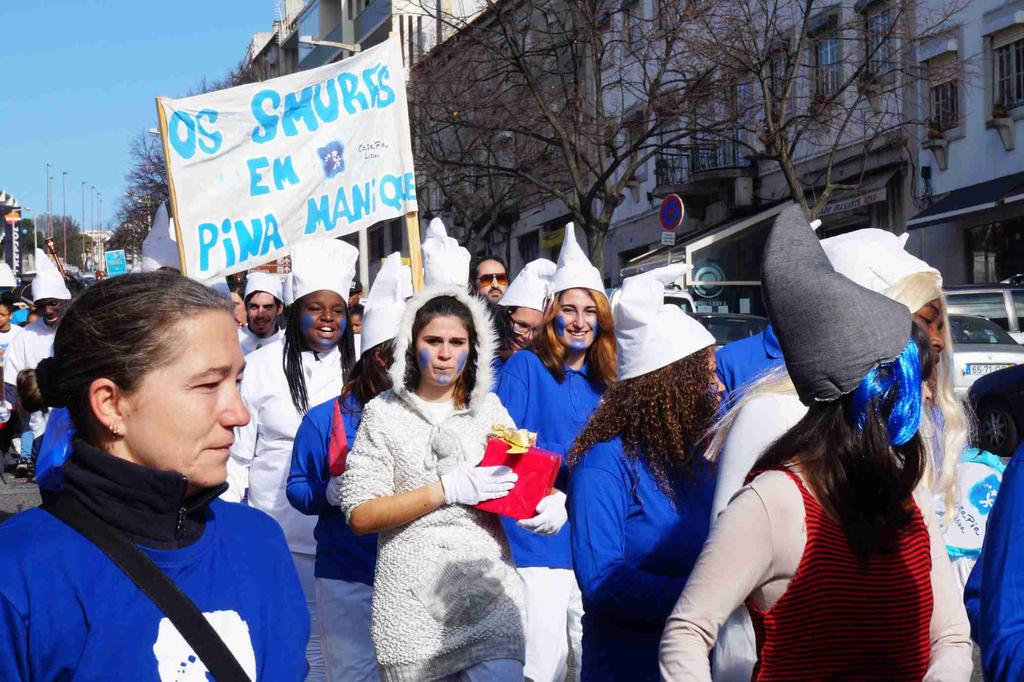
[497,349,604,569]
[965,444,1024,681]
[288,395,378,584]
[569,438,716,681]
[715,324,783,401]
[0,500,309,681]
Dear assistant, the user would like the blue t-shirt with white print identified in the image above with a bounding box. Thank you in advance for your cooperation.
[0,499,310,681]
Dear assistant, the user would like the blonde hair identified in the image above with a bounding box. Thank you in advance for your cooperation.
[706,272,970,519]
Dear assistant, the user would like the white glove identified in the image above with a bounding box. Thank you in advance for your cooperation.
[517,490,567,536]
[441,465,518,506]
[326,475,344,507]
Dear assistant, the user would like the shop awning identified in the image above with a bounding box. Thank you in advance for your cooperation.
[620,202,787,279]
[906,171,1024,229]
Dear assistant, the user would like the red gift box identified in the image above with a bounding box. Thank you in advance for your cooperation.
[474,437,561,520]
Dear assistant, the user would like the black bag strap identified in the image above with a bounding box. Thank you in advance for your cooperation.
[43,494,251,682]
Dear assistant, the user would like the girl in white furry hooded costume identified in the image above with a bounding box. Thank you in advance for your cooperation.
[339,285,566,682]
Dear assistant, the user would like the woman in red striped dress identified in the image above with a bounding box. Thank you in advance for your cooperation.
[659,204,972,681]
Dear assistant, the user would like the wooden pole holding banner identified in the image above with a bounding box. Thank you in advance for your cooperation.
[154,97,189,278]
[405,211,424,292]
[358,227,370,295]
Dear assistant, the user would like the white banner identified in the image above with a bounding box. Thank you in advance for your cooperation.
[158,38,416,280]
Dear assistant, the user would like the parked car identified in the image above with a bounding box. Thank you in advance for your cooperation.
[969,363,1024,456]
[946,285,1024,343]
[950,315,1024,397]
[691,313,768,348]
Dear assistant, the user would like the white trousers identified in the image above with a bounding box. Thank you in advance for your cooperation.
[435,658,524,681]
[518,567,583,682]
[712,606,757,682]
[315,578,380,682]
[293,552,327,681]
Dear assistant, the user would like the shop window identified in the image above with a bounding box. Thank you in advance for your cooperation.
[968,219,1024,283]
[865,7,893,77]
[390,219,403,252]
[930,79,959,130]
[519,231,540,263]
[994,36,1024,111]
[371,225,386,260]
[815,33,841,97]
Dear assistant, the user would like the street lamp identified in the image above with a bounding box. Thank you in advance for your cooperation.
[45,162,52,239]
[62,170,68,264]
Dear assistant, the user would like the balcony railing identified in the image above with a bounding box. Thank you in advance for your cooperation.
[355,0,392,45]
[655,141,751,188]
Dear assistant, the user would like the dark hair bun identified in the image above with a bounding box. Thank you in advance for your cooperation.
[33,357,66,408]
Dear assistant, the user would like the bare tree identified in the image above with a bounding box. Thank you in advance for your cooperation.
[412,0,970,262]
[410,0,723,266]
[684,0,970,218]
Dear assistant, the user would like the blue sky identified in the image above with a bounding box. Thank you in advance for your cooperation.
[1,0,271,230]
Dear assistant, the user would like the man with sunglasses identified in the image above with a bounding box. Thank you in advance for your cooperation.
[471,254,510,302]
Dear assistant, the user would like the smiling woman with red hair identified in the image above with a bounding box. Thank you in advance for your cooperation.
[495,224,614,682]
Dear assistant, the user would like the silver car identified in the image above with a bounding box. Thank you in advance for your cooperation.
[951,315,1024,395]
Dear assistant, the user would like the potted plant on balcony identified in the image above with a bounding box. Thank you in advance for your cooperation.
[857,71,884,113]
[987,101,1015,151]
[923,118,948,170]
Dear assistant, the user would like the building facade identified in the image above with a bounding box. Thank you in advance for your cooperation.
[905,0,1024,285]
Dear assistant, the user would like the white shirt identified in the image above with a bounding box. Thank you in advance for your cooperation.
[223,339,345,554]
[4,319,57,438]
[0,325,24,367]
[237,326,284,356]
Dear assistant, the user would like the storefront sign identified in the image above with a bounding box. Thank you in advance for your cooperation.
[818,188,887,217]
[104,249,128,277]
[158,38,416,280]
[540,226,565,250]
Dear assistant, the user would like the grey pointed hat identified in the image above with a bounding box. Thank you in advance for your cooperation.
[762,203,912,404]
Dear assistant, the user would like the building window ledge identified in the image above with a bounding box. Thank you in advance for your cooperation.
[986,116,1017,151]
[923,135,949,170]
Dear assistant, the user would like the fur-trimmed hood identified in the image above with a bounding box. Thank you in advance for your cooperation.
[388,285,497,414]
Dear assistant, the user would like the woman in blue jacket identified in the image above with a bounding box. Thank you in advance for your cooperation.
[567,264,719,681]
[496,224,616,681]
[0,272,309,681]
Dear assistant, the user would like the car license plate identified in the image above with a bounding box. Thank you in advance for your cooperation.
[964,363,1014,376]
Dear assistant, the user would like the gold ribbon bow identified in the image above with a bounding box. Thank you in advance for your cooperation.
[490,424,537,454]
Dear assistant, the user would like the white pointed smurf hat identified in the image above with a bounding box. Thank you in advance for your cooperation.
[290,238,359,300]
[244,271,283,302]
[500,258,556,312]
[421,217,471,287]
[821,229,941,299]
[141,203,180,273]
[31,249,71,302]
[552,223,604,294]
[361,252,411,353]
[614,263,714,380]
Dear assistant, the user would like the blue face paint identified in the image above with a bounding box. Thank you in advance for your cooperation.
[455,350,468,374]
[417,347,432,373]
[557,313,592,351]
[303,313,340,351]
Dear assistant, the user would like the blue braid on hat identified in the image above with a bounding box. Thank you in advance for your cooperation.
[849,336,923,446]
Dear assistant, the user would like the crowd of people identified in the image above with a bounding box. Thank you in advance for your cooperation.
[1,201,1023,681]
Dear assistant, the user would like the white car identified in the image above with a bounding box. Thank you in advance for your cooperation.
[950,314,1024,395]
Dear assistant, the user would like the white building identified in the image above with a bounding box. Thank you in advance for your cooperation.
[905,0,1024,285]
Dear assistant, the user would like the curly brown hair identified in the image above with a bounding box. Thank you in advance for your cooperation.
[568,347,719,497]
